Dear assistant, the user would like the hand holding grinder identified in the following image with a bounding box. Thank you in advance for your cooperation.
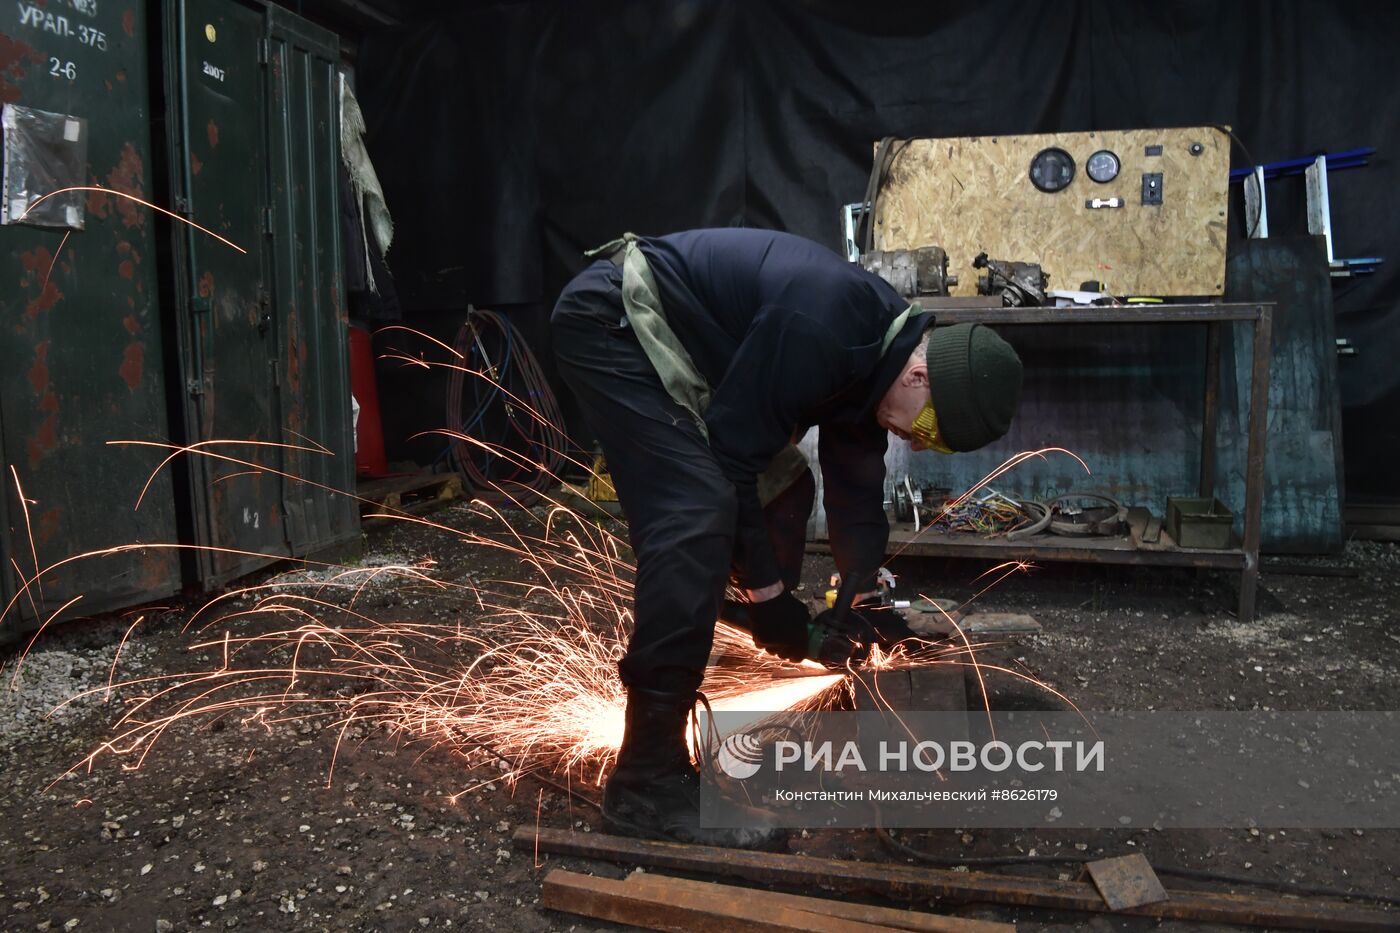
[728,570,916,670]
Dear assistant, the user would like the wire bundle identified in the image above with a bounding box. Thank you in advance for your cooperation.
[925,490,1049,539]
[446,307,566,506]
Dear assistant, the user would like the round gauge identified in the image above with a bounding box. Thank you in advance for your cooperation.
[1029,147,1075,192]
[1086,149,1121,184]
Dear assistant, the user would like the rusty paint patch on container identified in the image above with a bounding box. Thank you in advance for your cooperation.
[123,314,140,335]
[27,413,56,469]
[36,508,62,547]
[191,152,203,176]
[19,247,64,319]
[139,550,176,591]
[28,341,49,395]
[31,341,60,465]
[285,306,302,393]
[122,8,136,38]
[0,34,41,104]
[119,341,144,390]
[106,145,147,228]
[206,118,219,149]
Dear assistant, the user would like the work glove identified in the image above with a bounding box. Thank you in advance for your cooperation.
[855,601,918,646]
[807,607,879,670]
[744,591,812,663]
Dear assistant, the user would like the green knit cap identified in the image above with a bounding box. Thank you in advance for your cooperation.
[925,323,1023,452]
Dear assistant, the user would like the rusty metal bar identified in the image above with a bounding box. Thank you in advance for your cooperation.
[1238,303,1274,623]
[929,303,1264,325]
[518,829,1398,932]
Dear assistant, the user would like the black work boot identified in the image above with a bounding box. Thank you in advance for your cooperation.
[601,685,788,851]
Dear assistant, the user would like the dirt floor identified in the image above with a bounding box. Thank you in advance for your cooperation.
[1,500,1396,932]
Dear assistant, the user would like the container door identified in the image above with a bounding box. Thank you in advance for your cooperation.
[167,0,290,586]
[0,1,182,636]
[265,7,358,559]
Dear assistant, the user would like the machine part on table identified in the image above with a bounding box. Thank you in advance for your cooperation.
[972,251,1049,306]
[1003,499,1052,541]
[859,246,958,297]
[1047,493,1128,537]
[892,478,952,530]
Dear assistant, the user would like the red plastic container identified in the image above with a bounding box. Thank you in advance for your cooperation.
[348,325,388,478]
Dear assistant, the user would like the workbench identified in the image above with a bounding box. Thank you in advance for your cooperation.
[815,302,1275,623]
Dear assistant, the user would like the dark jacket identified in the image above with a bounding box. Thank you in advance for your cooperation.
[636,228,932,589]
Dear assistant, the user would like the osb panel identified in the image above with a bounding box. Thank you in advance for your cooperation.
[872,127,1230,297]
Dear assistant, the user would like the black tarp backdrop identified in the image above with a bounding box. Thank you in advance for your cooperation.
[356,0,1399,506]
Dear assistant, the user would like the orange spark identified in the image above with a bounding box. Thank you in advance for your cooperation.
[18,186,247,254]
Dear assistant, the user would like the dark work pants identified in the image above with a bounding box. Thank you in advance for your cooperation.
[551,263,812,695]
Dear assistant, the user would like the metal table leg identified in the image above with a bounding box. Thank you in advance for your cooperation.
[1200,322,1221,498]
[1238,306,1274,622]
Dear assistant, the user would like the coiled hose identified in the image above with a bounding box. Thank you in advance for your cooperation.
[445,306,566,507]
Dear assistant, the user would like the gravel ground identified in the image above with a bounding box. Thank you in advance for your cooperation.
[1,503,1396,932]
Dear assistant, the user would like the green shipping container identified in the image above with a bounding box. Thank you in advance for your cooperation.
[0,0,357,639]
[0,0,183,635]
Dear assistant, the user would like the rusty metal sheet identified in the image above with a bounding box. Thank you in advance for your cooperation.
[1085,853,1168,911]
[0,0,182,636]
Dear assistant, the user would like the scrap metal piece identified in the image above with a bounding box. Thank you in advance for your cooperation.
[1085,853,1168,911]
[972,252,1049,306]
[861,246,958,298]
[1047,493,1128,537]
[850,663,970,718]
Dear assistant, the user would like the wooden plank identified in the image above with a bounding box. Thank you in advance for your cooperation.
[623,871,1013,933]
[540,869,894,932]
[517,829,1399,933]
[873,127,1230,298]
[357,471,462,517]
